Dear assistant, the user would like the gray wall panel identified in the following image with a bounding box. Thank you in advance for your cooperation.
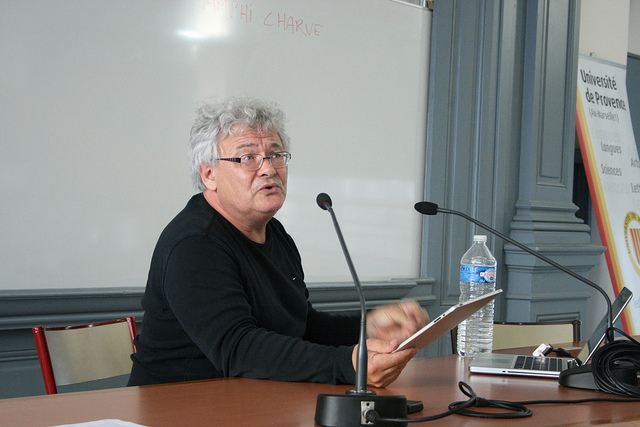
[421,0,602,345]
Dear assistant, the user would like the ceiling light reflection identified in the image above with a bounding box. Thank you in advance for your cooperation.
[177,10,229,40]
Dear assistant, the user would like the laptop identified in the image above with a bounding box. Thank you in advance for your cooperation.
[469,287,633,378]
[394,289,502,352]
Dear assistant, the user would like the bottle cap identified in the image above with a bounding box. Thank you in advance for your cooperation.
[473,235,487,242]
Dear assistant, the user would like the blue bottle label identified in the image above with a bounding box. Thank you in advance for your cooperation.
[460,265,496,283]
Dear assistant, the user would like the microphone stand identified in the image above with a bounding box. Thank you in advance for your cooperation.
[415,202,627,391]
[414,202,613,333]
[315,193,408,427]
[321,197,369,394]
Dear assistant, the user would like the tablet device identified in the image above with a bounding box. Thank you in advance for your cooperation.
[394,289,502,352]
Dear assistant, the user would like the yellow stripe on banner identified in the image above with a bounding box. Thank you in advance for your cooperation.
[632,228,640,266]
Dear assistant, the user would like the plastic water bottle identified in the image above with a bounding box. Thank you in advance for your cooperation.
[457,235,497,357]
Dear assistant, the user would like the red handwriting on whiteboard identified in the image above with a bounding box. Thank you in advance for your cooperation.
[263,12,323,36]
[202,1,323,37]
[203,0,253,24]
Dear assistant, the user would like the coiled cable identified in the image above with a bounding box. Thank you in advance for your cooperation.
[590,328,640,397]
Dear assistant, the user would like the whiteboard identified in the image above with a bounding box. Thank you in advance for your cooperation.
[0,0,431,290]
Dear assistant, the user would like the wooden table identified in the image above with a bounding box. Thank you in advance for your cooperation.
[2,350,639,426]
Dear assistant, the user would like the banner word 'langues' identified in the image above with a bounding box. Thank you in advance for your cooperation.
[601,141,622,156]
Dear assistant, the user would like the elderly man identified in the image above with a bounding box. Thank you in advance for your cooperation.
[128,96,427,388]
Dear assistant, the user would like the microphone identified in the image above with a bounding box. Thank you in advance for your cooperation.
[414,201,613,331]
[316,192,369,394]
[415,202,622,392]
[315,193,408,427]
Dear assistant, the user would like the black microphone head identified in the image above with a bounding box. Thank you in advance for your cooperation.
[415,201,439,215]
[316,193,332,210]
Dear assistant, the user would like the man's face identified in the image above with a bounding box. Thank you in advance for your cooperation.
[205,126,288,225]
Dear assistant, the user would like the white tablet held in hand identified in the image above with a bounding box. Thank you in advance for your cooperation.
[394,289,502,352]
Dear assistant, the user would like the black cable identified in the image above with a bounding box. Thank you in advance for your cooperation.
[517,396,640,405]
[365,379,640,424]
[365,382,478,423]
[549,347,573,358]
[365,382,532,424]
[590,328,640,397]
[367,330,640,423]
[447,395,532,419]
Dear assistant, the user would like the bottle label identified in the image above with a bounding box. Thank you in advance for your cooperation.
[460,265,496,283]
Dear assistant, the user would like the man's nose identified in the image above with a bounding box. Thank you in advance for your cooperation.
[257,156,277,176]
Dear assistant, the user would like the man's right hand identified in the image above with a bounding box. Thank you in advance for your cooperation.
[351,338,418,388]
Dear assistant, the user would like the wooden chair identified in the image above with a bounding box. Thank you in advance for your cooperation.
[32,316,137,394]
[451,319,581,353]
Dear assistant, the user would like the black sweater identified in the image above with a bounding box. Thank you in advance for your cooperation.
[128,194,359,386]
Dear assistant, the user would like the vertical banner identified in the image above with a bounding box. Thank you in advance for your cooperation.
[576,55,639,334]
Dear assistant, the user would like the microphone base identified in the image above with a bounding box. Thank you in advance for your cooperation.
[315,392,407,427]
[558,362,638,391]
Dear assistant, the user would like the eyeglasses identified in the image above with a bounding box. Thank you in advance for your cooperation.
[215,151,291,170]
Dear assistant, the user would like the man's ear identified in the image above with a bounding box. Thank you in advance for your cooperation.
[199,164,217,191]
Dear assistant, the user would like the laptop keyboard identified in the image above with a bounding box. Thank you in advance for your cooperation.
[514,355,565,372]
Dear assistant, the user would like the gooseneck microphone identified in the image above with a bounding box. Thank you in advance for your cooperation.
[315,193,408,427]
[414,201,613,332]
[316,193,369,394]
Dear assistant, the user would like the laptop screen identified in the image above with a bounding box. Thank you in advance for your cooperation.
[575,287,633,364]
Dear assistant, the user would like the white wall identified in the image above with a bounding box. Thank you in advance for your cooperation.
[629,0,640,55]
[579,0,636,336]
[579,0,630,64]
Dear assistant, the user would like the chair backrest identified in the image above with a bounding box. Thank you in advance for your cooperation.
[491,320,581,350]
[32,316,137,394]
[451,319,581,353]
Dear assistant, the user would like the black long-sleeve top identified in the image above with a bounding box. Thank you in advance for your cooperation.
[128,193,359,386]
